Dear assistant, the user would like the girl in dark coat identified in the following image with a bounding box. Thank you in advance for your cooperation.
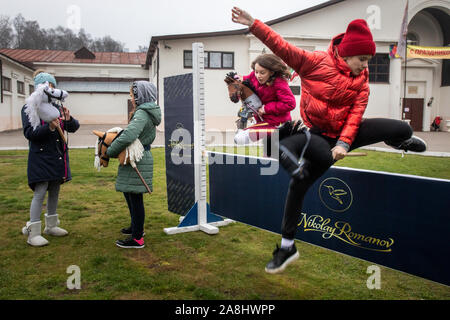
[21,70,80,247]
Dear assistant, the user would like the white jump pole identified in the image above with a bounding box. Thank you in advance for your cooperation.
[164,42,233,235]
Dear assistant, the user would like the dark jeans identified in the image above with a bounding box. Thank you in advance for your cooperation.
[123,192,145,239]
[279,118,412,240]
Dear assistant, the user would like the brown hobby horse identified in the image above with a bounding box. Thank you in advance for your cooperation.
[224,71,263,129]
[93,129,152,193]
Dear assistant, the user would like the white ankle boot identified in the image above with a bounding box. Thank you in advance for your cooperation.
[22,221,49,247]
[44,213,68,237]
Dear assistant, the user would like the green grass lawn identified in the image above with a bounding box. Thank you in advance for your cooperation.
[0,147,449,300]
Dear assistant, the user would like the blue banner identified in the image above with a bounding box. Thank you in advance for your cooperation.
[209,152,450,286]
[164,74,195,215]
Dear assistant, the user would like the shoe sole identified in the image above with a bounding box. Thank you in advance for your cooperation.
[115,243,145,249]
[27,240,49,247]
[265,251,299,274]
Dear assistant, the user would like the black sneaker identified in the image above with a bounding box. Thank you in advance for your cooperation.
[121,227,145,237]
[387,135,427,153]
[279,145,310,180]
[115,237,145,249]
[265,244,299,274]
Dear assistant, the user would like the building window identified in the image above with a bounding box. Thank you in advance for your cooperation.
[17,81,25,95]
[369,54,390,83]
[2,76,11,92]
[442,60,450,87]
[406,32,420,46]
[29,84,34,94]
[209,52,222,68]
[184,51,193,68]
[184,50,234,69]
[222,53,233,68]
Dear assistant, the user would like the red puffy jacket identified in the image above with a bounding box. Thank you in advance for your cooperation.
[243,71,296,127]
[250,19,370,146]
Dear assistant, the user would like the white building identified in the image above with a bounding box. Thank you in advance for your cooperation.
[0,47,148,131]
[146,0,450,132]
[0,53,35,132]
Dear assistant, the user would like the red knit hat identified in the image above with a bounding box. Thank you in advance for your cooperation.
[337,19,376,57]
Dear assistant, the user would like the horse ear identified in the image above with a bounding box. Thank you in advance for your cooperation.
[224,76,235,84]
[92,130,105,138]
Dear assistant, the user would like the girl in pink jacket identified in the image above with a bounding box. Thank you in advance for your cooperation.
[234,54,296,150]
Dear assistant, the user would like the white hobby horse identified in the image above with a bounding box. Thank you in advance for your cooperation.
[25,82,69,130]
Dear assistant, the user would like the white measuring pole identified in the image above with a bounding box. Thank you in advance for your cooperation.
[192,42,208,226]
[164,42,233,235]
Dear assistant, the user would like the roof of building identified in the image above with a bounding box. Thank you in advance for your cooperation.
[0,52,35,71]
[0,48,147,66]
[58,81,132,93]
[145,0,346,67]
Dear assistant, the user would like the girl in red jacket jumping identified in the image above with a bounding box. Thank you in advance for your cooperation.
[232,7,427,274]
[233,53,296,152]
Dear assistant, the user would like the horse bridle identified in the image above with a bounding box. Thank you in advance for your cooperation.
[227,80,242,103]
[97,131,123,164]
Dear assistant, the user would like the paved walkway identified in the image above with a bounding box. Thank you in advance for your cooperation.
[1,124,449,156]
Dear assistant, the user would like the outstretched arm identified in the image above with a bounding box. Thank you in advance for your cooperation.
[231,7,319,76]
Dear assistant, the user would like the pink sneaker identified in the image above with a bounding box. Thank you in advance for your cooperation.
[116,237,145,249]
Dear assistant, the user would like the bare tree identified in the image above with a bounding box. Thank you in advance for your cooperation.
[7,14,127,52]
[13,14,26,48]
[138,45,149,53]
[91,35,124,52]
[0,15,14,48]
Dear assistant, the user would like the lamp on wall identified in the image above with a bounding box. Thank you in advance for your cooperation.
[164,43,172,50]
[427,97,434,107]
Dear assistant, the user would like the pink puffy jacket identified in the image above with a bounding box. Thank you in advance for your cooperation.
[250,19,370,146]
[243,71,296,127]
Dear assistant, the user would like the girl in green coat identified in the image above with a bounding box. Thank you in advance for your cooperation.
[107,81,161,249]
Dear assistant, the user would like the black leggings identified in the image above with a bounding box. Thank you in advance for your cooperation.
[124,192,145,239]
[279,118,412,240]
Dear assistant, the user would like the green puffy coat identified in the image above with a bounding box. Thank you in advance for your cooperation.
[106,102,161,193]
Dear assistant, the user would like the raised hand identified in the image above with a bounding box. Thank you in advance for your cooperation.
[231,7,254,27]
[49,118,60,131]
[60,106,71,121]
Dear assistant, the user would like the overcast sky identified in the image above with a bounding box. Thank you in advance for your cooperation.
[0,0,328,51]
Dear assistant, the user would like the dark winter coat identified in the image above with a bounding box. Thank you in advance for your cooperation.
[21,104,80,190]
